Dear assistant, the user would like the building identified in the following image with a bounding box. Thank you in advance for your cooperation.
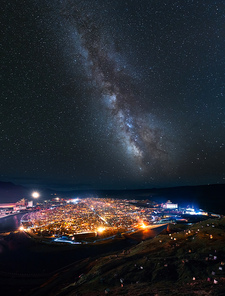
[0,199,33,212]
[27,201,33,208]
[162,200,178,209]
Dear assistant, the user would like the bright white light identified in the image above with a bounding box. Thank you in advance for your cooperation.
[19,226,24,231]
[72,198,79,204]
[32,191,40,198]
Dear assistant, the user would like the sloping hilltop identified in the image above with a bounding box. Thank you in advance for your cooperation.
[56,217,225,296]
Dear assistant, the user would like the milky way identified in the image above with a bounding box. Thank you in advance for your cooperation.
[62,2,175,175]
[1,0,225,189]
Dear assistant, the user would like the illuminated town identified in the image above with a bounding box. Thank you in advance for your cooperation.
[13,197,216,244]
[20,198,159,242]
[1,193,219,245]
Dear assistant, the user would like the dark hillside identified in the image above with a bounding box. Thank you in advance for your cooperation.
[60,218,225,296]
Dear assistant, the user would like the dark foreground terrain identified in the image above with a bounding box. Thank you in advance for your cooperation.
[62,218,225,296]
[1,217,225,296]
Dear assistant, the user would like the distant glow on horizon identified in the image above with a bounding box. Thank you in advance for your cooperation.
[32,191,40,198]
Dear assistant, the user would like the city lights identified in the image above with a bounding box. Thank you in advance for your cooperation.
[21,198,155,240]
[18,197,212,244]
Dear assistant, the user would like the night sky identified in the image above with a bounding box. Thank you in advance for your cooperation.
[1,0,225,190]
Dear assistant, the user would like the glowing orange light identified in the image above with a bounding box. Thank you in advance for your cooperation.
[97,227,105,233]
[141,223,147,229]
[19,226,24,231]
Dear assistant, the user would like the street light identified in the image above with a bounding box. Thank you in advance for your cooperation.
[141,222,147,229]
[32,191,40,199]
[97,227,105,233]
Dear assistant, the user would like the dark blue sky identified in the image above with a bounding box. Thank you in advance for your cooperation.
[1,0,225,190]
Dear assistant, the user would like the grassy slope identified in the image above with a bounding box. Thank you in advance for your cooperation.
[64,218,225,296]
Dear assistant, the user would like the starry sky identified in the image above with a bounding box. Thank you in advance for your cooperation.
[1,0,225,190]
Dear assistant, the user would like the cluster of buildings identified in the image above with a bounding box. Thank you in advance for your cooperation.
[0,194,214,242]
[0,199,33,217]
[21,197,212,241]
[87,198,153,230]
[27,201,105,237]
[22,198,162,239]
